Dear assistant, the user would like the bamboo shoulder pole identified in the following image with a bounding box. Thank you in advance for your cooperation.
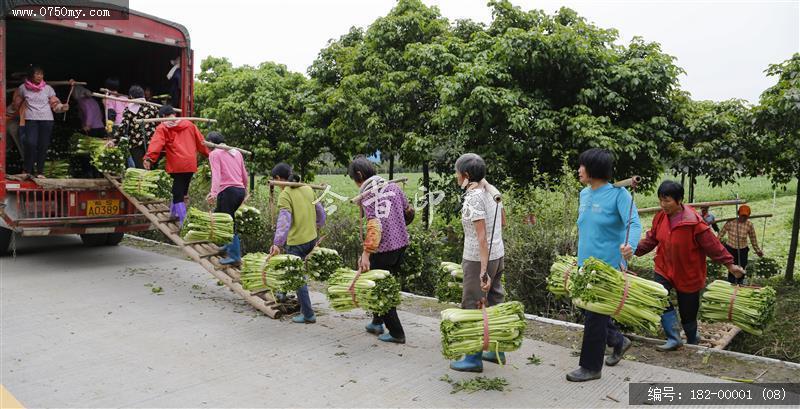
[714,214,772,224]
[350,177,409,203]
[11,80,86,86]
[639,199,748,214]
[137,117,215,123]
[613,175,642,188]
[93,92,183,112]
[269,180,328,190]
[204,142,252,157]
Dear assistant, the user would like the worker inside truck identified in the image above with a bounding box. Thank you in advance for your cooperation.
[4,17,183,178]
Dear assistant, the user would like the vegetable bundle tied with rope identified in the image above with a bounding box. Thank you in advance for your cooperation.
[547,255,578,298]
[435,262,464,303]
[234,205,262,236]
[325,268,401,316]
[569,257,670,335]
[699,280,777,336]
[240,253,306,294]
[180,207,234,245]
[439,301,526,360]
[122,168,171,200]
[305,247,343,282]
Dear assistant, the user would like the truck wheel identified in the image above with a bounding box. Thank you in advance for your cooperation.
[105,233,124,246]
[0,228,12,254]
[80,233,108,247]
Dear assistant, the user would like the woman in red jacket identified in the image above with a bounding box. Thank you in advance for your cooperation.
[143,105,210,225]
[624,181,744,350]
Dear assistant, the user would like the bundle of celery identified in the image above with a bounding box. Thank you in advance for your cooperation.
[240,253,306,293]
[305,247,343,281]
[122,168,171,200]
[180,207,234,245]
[235,205,262,236]
[699,280,776,336]
[326,268,401,316]
[91,145,126,174]
[439,301,526,359]
[570,257,669,334]
[72,134,105,155]
[43,160,70,178]
[435,262,464,303]
[547,255,578,298]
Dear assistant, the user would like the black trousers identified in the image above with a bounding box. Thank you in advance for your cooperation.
[170,172,193,204]
[129,145,145,169]
[654,273,700,325]
[215,186,246,232]
[724,244,748,284]
[579,311,624,372]
[22,120,54,175]
[369,246,407,338]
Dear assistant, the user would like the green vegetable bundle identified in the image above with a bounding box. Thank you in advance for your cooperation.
[240,253,306,293]
[699,280,776,336]
[235,205,262,236]
[43,160,70,178]
[73,134,105,155]
[91,145,126,174]
[435,262,464,303]
[122,168,171,200]
[180,207,234,245]
[305,247,343,281]
[547,255,578,298]
[439,301,526,359]
[326,268,401,316]
[570,257,669,334]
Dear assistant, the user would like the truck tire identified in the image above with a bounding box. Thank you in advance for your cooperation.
[0,227,12,254]
[80,233,108,247]
[105,233,124,246]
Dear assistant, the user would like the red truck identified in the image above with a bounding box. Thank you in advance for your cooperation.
[1,4,194,253]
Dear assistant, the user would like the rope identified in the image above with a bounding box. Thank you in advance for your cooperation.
[481,305,491,352]
[260,254,273,288]
[348,270,362,308]
[727,285,740,322]
[563,262,575,293]
[612,272,631,317]
[208,211,215,241]
[621,178,638,272]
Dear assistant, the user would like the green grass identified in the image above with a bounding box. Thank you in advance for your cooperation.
[313,172,422,199]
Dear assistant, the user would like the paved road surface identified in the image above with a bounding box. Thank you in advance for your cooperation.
[1,235,723,407]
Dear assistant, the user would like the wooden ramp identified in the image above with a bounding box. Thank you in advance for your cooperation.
[105,174,295,319]
[699,321,742,350]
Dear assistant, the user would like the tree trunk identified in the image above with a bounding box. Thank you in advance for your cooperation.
[785,176,799,281]
[389,154,395,181]
[689,172,696,203]
[422,161,431,230]
[681,172,686,188]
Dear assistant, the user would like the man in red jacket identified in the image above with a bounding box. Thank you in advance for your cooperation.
[143,105,210,225]
[623,181,744,351]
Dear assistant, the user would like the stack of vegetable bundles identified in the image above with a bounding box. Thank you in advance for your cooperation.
[43,160,70,178]
[570,257,669,334]
[435,262,464,303]
[72,134,126,174]
[122,168,171,200]
[440,301,526,359]
[547,255,578,298]
[699,280,776,336]
[240,253,305,293]
[180,207,234,245]
[234,205,262,236]
[326,268,401,315]
[304,247,343,281]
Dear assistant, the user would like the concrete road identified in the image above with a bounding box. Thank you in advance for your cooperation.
[2,235,723,408]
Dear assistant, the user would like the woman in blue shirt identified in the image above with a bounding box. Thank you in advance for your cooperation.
[567,148,642,382]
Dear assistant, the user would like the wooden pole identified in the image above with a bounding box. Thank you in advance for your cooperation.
[638,199,748,214]
[714,214,772,224]
[203,141,252,157]
[268,180,328,190]
[93,92,183,112]
[137,117,215,124]
[613,175,642,188]
[349,177,409,203]
[11,80,86,86]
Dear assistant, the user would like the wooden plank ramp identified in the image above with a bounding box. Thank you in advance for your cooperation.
[105,174,296,319]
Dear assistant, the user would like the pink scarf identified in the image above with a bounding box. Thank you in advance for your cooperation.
[24,79,47,92]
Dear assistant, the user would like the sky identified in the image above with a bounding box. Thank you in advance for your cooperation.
[130,0,799,103]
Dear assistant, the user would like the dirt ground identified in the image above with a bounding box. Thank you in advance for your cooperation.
[123,236,799,383]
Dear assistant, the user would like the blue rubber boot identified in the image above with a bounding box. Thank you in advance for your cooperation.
[377,333,405,344]
[171,202,187,227]
[683,320,699,345]
[365,323,385,335]
[291,314,316,324]
[482,351,507,365]
[219,234,241,266]
[655,309,683,352]
[450,353,483,373]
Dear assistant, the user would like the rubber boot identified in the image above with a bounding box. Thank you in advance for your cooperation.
[566,367,601,382]
[365,323,385,335]
[171,202,187,227]
[655,309,683,352]
[377,333,405,344]
[216,242,231,255]
[291,314,316,324]
[482,351,507,365]
[605,336,631,366]
[683,320,699,345]
[220,234,241,266]
[449,353,483,373]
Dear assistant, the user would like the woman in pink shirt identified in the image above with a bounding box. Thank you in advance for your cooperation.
[205,132,249,265]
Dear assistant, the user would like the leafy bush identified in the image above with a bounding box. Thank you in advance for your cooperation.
[397,225,442,296]
[749,257,781,279]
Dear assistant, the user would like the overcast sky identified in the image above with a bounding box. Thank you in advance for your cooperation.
[131,0,799,103]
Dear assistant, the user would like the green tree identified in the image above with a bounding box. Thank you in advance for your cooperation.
[750,53,800,280]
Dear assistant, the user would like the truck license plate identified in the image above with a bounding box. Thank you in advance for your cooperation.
[86,199,121,216]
